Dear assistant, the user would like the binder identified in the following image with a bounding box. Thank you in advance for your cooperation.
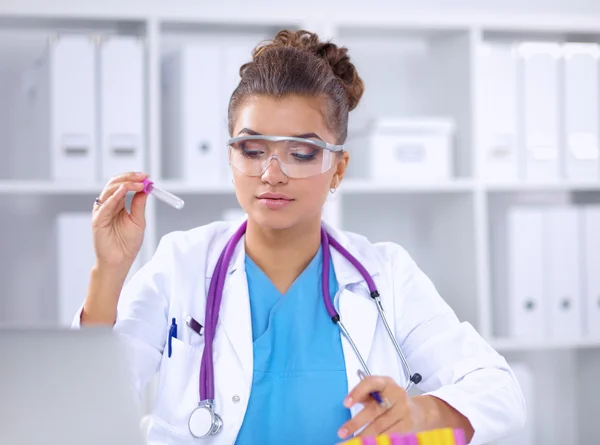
[56,212,142,327]
[582,206,600,338]
[99,36,145,180]
[543,207,582,339]
[478,42,519,181]
[161,45,222,183]
[563,43,600,181]
[35,35,97,181]
[506,207,545,339]
[519,42,561,182]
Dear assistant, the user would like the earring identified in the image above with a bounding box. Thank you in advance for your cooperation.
[329,187,337,194]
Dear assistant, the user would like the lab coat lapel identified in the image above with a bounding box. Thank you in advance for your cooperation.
[326,222,382,413]
[208,233,254,386]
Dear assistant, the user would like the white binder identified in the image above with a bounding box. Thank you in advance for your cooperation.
[477,42,519,181]
[56,212,142,327]
[506,207,545,339]
[582,206,600,338]
[34,35,97,181]
[563,43,600,181]
[99,36,145,180]
[519,42,561,182]
[161,45,222,183]
[543,207,582,339]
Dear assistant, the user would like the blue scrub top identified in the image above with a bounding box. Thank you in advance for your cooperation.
[234,247,351,445]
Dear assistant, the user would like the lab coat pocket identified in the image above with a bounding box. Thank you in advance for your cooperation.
[153,337,204,438]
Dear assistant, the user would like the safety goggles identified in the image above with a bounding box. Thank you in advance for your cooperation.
[227,135,344,179]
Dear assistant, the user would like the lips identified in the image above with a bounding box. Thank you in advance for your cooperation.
[257,192,294,210]
[257,192,293,201]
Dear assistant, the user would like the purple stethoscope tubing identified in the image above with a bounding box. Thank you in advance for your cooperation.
[198,220,421,409]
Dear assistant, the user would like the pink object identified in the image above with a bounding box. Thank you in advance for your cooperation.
[361,438,377,445]
[453,429,467,445]
[142,178,154,194]
[389,433,419,445]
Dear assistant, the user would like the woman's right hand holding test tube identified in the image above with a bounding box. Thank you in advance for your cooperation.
[92,171,149,268]
[81,171,149,326]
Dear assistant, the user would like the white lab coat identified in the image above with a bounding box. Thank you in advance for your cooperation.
[73,220,525,445]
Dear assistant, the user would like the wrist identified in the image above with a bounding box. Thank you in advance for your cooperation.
[93,261,131,281]
[411,395,474,441]
[411,395,439,431]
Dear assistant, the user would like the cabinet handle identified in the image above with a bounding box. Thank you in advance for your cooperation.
[561,298,571,310]
[199,142,210,153]
[524,299,536,311]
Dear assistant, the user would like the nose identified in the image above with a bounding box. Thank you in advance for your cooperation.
[261,156,288,184]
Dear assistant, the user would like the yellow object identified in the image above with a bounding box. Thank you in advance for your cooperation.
[375,434,392,445]
[416,428,457,444]
[437,428,455,445]
[417,429,440,444]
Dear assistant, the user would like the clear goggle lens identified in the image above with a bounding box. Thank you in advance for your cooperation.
[228,136,341,179]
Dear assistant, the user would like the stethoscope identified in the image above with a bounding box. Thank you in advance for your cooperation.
[188,220,422,439]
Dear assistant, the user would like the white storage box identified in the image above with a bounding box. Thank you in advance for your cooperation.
[356,118,455,183]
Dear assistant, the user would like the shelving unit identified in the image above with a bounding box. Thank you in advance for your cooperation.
[1,3,600,444]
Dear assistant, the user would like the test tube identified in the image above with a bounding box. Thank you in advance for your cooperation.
[142,179,185,210]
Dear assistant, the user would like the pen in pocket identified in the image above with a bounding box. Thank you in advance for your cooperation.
[168,318,177,358]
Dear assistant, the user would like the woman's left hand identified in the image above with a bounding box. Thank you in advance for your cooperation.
[336,375,426,441]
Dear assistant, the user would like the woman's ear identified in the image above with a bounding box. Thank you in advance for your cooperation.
[331,152,350,188]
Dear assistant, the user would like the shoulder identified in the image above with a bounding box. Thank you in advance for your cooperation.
[325,223,418,277]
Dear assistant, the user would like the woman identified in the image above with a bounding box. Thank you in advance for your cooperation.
[75,30,525,445]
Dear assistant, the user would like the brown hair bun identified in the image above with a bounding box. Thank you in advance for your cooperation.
[251,30,364,111]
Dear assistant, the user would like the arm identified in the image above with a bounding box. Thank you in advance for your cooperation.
[394,255,526,445]
[73,235,174,402]
[80,263,130,325]
[412,394,474,440]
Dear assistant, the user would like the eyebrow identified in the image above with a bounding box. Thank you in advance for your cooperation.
[237,127,324,141]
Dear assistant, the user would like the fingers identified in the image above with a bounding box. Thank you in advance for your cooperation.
[96,172,148,205]
[345,375,394,408]
[129,190,149,227]
[338,376,410,440]
[358,404,412,438]
[93,181,146,223]
[95,183,129,217]
[338,400,385,440]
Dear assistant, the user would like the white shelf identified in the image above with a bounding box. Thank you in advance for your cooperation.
[484,181,600,192]
[491,337,600,352]
[0,180,105,194]
[342,178,475,193]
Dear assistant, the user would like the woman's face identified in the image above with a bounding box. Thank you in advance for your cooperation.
[230,95,349,231]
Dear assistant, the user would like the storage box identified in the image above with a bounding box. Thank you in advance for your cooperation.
[353,118,455,183]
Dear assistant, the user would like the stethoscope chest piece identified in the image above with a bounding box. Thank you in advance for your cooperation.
[188,401,222,439]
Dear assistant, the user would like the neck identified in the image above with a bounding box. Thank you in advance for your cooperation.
[244,217,323,294]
